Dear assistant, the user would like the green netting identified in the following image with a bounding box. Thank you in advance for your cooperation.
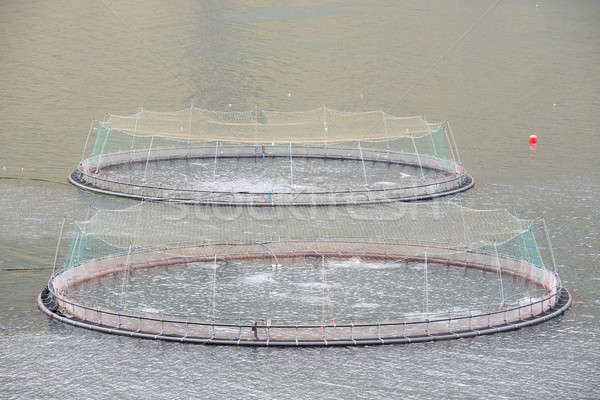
[89,122,453,161]
[60,202,551,273]
[477,226,546,270]
[431,125,450,160]
[87,107,455,159]
[75,107,471,205]
[90,126,156,158]
[62,225,138,272]
[89,124,108,158]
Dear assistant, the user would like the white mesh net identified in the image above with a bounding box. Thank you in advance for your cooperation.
[106,106,431,143]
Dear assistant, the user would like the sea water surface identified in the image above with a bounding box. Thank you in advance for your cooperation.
[1,1,599,399]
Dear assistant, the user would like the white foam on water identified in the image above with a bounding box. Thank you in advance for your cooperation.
[329,258,402,270]
[373,181,400,186]
[295,282,334,289]
[243,272,274,284]
[140,307,162,314]
[352,302,380,309]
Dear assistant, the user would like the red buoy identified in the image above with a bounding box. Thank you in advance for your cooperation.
[529,135,538,145]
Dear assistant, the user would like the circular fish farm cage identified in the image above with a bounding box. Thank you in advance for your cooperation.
[69,107,473,205]
[39,203,570,346]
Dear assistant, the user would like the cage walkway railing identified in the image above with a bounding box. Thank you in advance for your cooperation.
[41,282,568,346]
[71,143,471,205]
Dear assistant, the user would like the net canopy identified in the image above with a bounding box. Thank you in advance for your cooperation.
[44,202,567,346]
[73,107,470,205]
[61,202,547,273]
[104,106,436,143]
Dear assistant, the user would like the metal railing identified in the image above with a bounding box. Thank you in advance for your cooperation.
[46,282,562,344]
[71,144,471,205]
[46,244,562,345]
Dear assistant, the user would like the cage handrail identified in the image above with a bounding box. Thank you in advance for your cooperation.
[46,280,560,330]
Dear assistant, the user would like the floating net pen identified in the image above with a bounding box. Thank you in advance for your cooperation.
[39,202,570,346]
[70,106,473,205]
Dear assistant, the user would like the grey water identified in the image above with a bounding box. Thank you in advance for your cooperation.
[1,1,599,399]
[104,156,429,192]
[67,259,541,322]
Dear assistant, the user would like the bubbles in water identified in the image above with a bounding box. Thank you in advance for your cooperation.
[244,272,274,284]
[67,258,540,322]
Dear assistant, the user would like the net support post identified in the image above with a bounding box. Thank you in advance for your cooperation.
[51,218,67,278]
[410,135,425,179]
[541,218,558,273]
[80,119,95,164]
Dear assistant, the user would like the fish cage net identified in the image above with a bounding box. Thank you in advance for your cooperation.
[41,202,569,346]
[69,107,473,205]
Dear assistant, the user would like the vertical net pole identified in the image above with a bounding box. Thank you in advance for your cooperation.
[96,126,111,173]
[187,103,193,145]
[80,120,94,164]
[358,140,368,186]
[211,254,218,327]
[184,104,194,189]
[427,123,439,158]
[381,111,390,155]
[542,218,558,273]
[458,205,469,252]
[130,109,140,163]
[529,225,544,269]
[443,122,459,174]
[410,135,425,179]
[142,138,154,181]
[119,201,146,308]
[446,121,461,165]
[321,255,326,330]
[119,244,134,308]
[289,141,294,188]
[322,105,328,142]
[129,131,136,162]
[134,107,140,133]
[520,229,533,277]
[254,104,259,142]
[51,218,67,278]
[493,243,505,306]
[140,136,154,197]
[68,230,81,272]
[424,250,429,315]
[212,140,219,183]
